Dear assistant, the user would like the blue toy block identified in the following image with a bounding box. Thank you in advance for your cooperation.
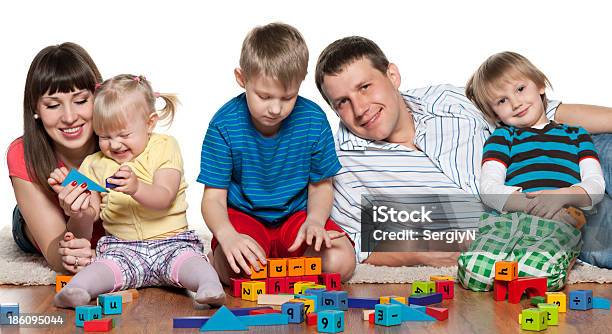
[405,302,426,313]
[173,316,210,328]
[390,300,436,322]
[295,294,319,312]
[409,292,443,306]
[321,291,348,311]
[593,297,611,310]
[61,168,108,192]
[228,306,272,316]
[374,303,402,326]
[75,305,102,327]
[239,313,289,326]
[317,310,344,333]
[304,288,326,307]
[569,290,593,310]
[348,297,379,309]
[281,301,304,323]
[98,293,122,315]
[0,303,19,325]
[200,306,248,331]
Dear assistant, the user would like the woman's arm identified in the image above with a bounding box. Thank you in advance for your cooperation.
[555,104,612,134]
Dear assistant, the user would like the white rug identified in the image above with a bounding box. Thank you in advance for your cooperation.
[1,226,611,286]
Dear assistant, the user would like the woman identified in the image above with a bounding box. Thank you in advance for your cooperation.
[7,42,105,273]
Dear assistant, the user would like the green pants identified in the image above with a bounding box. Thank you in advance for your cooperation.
[457,212,582,292]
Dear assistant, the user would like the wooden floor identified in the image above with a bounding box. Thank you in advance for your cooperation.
[0,282,610,333]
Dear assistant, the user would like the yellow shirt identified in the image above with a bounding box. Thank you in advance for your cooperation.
[79,133,188,240]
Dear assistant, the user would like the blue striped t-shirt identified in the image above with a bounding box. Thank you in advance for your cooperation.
[197,93,342,226]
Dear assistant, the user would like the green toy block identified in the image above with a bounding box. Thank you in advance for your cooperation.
[412,280,435,294]
[374,303,402,326]
[537,303,559,326]
[520,308,548,331]
[530,296,545,306]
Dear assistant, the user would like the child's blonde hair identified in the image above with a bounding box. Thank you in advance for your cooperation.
[465,51,552,124]
[239,22,308,89]
[93,74,179,133]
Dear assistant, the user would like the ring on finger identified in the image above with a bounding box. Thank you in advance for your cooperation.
[74,256,80,267]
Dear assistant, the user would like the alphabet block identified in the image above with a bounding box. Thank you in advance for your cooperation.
[242,281,266,301]
[257,293,294,305]
[302,275,319,283]
[304,257,322,275]
[569,290,593,311]
[98,294,122,315]
[545,292,567,313]
[55,275,72,292]
[317,310,344,333]
[520,308,548,331]
[412,280,435,294]
[286,276,303,292]
[290,298,315,315]
[374,303,402,326]
[75,305,102,327]
[319,272,342,291]
[306,312,318,326]
[435,280,454,299]
[268,258,287,277]
[83,318,114,332]
[281,301,304,323]
[408,293,443,306]
[230,278,249,297]
[0,303,19,325]
[304,287,327,308]
[287,257,305,276]
[495,261,518,281]
[267,277,288,294]
[295,294,319,312]
[380,295,406,304]
[320,291,349,311]
[294,281,317,294]
[537,303,559,325]
[250,260,268,280]
[507,277,546,304]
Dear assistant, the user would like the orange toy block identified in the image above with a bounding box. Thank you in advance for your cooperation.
[287,257,305,276]
[430,275,455,282]
[268,258,287,277]
[250,260,268,279]
[495,261,518,281]
[304,257,322,275]
[55,275,72,292]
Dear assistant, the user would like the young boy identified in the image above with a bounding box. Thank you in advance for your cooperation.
[198,23,356,285]
[458,51,605,291]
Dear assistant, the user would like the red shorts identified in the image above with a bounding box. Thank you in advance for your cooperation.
[211,208,352,258]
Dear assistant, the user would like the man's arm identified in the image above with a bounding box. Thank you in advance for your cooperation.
[555,104,612,134]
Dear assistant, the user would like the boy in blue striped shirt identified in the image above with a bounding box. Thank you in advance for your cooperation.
[198,23,356,285]
[458,52,605,291]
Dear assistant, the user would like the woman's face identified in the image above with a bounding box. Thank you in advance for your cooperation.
[36,89,95,152]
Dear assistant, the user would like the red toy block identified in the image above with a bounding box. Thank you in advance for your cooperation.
[319,273,342,291]
[83,318,113,332]
[302,275,319,283]
[230,278,249,298]
[306,312,318,326]
[249,309,282,315]
[435,280,454,299]
[425,306,448,321]
[494,279,508,301]
[368,312,375,324]
[507,277,547,304]
[286,276,303,292]
[267,277,288,294]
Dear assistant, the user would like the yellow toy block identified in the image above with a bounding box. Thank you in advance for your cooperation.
[430,275,455,282]
[242,281,266,301]
[380,296,406,304]
[546,292,567,313]
[55,275,72,292]
[290,298,315,315]
[294,281,317,295]
[494,261,518,281]
[287,257,305,276]
[304,257,322,275]
[268,258,287,277]
[310,284,327,290]
[250,260,268,279]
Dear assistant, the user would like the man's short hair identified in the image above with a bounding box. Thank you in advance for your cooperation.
[315,36,389,105]
[465,51,551,124]
[239,22,308,89]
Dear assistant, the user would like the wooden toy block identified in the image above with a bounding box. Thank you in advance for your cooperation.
[286,276,303,292]
[295,294,319,312]
[494,261,518,281]
[257,293,294,305]
[304,287,327,307]
[304,257,322,275]
[75,305,102,327]
[310,284,327,290]
[520,308,548,331]
[0,303,19,325]
[104,290,133,303]
[242,280,266,301]
[128,288,139,299]
[55,275,72,292]
[507,277,546,304]
[321,291,349,311]
[318,310,344,333]
[319,272,342,291]
[435,280,454,299]
[228,306,273,316]
[430,275,455,281]
[545,292,567,312]
[425,306,448,321]
[368,312,375,323]
[569,290,593,310]
[294,281,317,294]
[593,297,611,309]
[239,313,289,326]
[173,316,210,328]
[83,318,113,332]
[348,297,379,309]
[281,301,304,323]
[268,258,287,277]
[306,312,318,326]
[537,303,559,326]
[98,294,122,315]
[531,296,546,306]
[250,260,268,279]
[408,293,443,306]
[230,277,249,297]
[392,301,436,322]
[249,308,282,315]
[380,295,406,304]
[412,280,435,294]
[302,275,319,283]
[363,309,375,321]
[493,279,508,301]
[267,277,288,294]
[287,257,305,276]
[200,306,248,331]
[290,298,315,315]
[62,168,108,193]
[374,303,402,326]
[407,303,426,312]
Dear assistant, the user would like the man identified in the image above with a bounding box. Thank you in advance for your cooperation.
[315,36,612,268]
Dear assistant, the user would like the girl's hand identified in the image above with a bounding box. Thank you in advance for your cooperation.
[58,232,94,273]
[48,167,91,217]
[287,219,347,253]
[218,231,267,275]
[109,165,140,196]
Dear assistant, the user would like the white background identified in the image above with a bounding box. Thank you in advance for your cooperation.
[1,0,611,231]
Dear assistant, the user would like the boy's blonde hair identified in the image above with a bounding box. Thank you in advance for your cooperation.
[465,51,551,124]
[93,74,179,133]
[239,22,308,89]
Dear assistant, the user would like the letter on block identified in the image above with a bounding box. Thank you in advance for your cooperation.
[242,281,266,301]
[290,298,315,315]
[75,305,102,327]
[268,258,287,277]
[281,301,304,323]
[318,310,344,333]
[287,257,305,276]
[267,277,288,294]
[250,260,268,280]
[319,273,342,291]
[435,280,454,299]
[545,292,567,313]
[375,303,402,326]
[294,281,317,294]
[55,275,72,292]
[230,278,249,297]
[495,261,518,281]
[320,291,349,311]
[98,294,122,315]
[412,280,435,294]
[569,290,593,311]
[537,303,559,326]
[304,257,322,275]
[520,308,548,331]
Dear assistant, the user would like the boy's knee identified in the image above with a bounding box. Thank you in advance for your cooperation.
[321,243,357,282]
